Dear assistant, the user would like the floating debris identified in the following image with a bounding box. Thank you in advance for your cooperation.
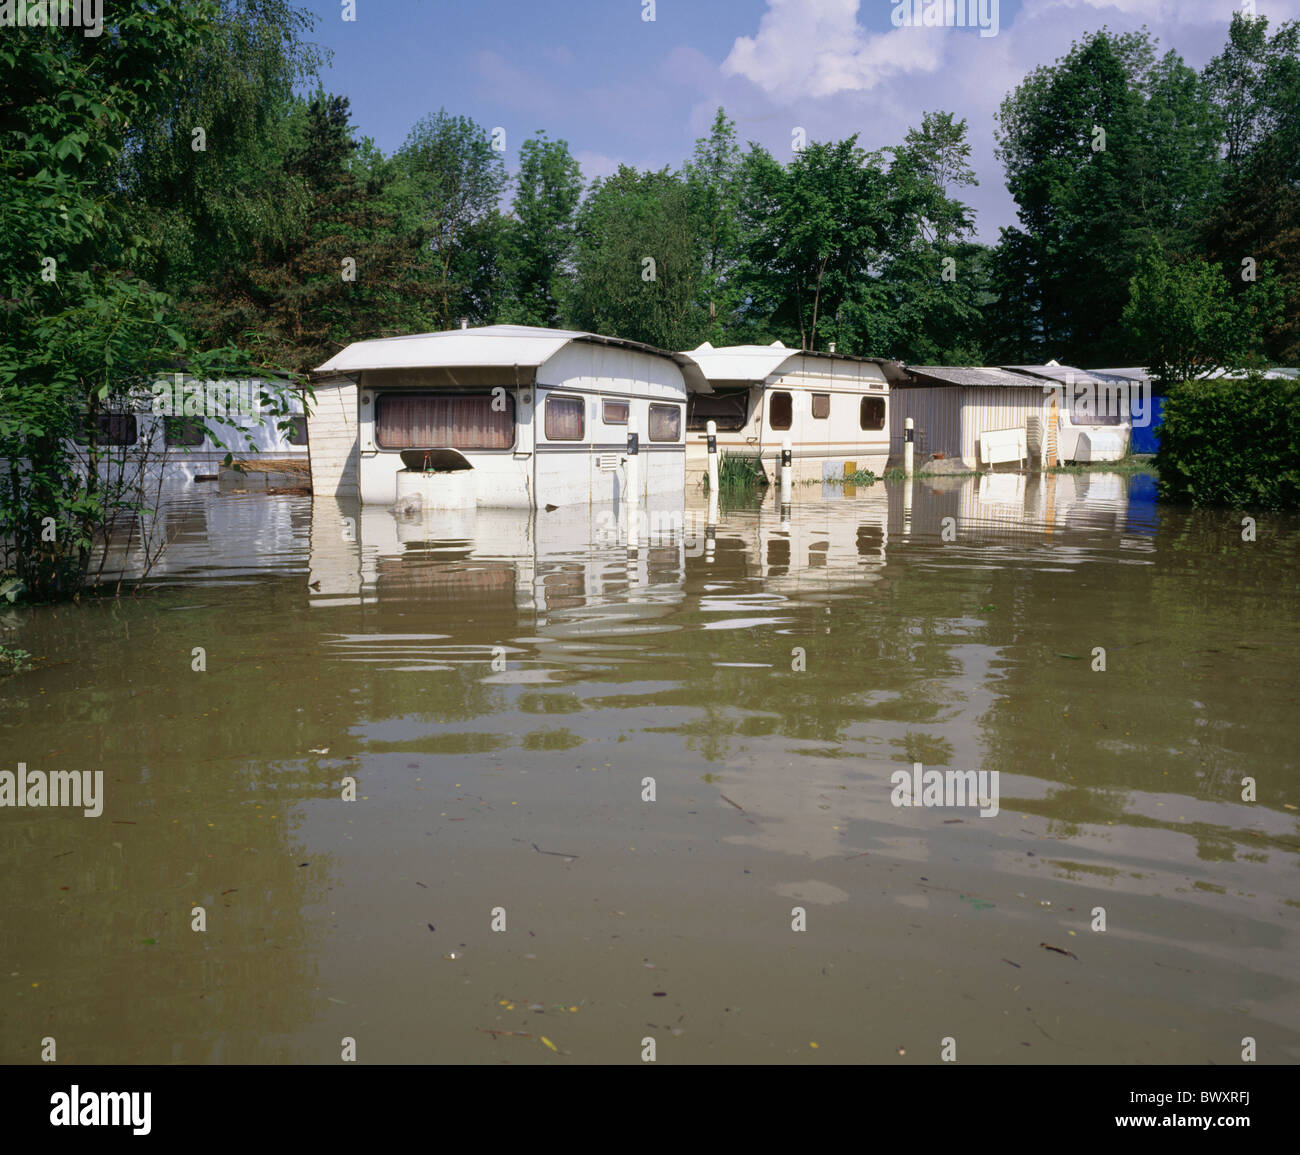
[1040,942,1078,959]
[532,843,579,859]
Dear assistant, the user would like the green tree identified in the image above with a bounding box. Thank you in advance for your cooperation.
[567,166,707,350]
[0,1,292,601]
[397,110,509,328]
[1202,13,1300,362]
[181,93,445,372]
[683,108,745,342]
[1121,243,1280,387]
[871,112,988,362]
[499,132,583,328]
[116,0,324,295]
[993,29,1219,363]
[735,137,892,352]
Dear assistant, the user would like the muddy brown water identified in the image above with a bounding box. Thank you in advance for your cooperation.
[1,471,1296,1064]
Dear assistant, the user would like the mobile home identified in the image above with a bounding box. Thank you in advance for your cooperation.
[890,364,1132,470]
[78,378,308,492]
[677,342,905,484]
[309,325,706,509]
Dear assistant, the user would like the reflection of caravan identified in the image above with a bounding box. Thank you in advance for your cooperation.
[678,343,905,484]
[310,326,707,509]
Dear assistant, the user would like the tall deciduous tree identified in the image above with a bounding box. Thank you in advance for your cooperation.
[567,166,707,351]
[397,110,509,328]
[499,132,583,328]
[993,29,1218,364]
[1,0,282,601]
[735,137,892,352]
[1121,243,1280,387]
[1202,13,1300,362]
[683,108,745,343]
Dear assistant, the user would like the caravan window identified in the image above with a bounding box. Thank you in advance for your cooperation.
[811,393,830,419]
[164,417,205,447]
[603,400,629,425]
[376,392,515,450]
[859,396,885,431]
[686,391,748,432]
[648,403,681,442]
[545,395,585,441]
[1068,392,1123,426]
[286,415,309,445]
[94,413,138,446]
[768,391,793,431]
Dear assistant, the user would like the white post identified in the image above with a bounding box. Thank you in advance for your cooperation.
[903,475,913,537]
[779,438,793,505]
[904,417,914,479]
[626,417,639,549]
[705,487,718,563]
[706,420,719,495]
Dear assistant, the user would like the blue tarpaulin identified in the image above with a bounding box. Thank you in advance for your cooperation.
[1131,393,1164,453]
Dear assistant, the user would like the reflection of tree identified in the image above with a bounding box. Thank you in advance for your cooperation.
[977,505,1299,856]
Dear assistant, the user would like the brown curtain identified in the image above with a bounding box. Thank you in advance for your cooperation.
[376,393,514,450]
[544,396,584,441]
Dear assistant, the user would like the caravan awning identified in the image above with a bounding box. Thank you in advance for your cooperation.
[678,341,905,390]
[313,324,709,391]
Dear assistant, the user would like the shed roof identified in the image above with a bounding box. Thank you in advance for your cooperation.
[1088,367,1153,382]
[1001,364,1116,387]
[313,324,709,390]
[903,365,1046,388]
[679,341,907,387]
[904,364,1115,388]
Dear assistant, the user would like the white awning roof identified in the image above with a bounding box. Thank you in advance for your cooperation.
[313,324,709,389]
[679,340,903,388]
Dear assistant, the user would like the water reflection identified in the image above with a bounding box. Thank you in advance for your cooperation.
[2,471,1297,1063]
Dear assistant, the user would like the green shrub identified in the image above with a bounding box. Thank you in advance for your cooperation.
[712,450,768,491]
[1156,374,1300,510]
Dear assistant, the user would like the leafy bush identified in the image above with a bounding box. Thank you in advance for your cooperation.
[1156,374,1300,510]
[714,450,768,490]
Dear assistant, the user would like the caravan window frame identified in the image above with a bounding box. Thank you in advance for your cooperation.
[859,396,885,431]
[686,391,749,432]
[648,403,681,442]
[544,394,586,442]
[768,391,793,431]
[374,391,517,451]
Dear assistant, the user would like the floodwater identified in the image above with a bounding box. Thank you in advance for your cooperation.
[1,471,1297,1065]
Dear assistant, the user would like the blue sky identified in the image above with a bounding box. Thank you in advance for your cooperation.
[303,0,1300,243]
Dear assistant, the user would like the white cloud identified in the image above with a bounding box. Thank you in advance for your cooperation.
[722,0,945,100]
[573,150,625,184]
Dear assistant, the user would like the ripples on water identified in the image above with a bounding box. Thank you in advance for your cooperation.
[1,472,1296,1063]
